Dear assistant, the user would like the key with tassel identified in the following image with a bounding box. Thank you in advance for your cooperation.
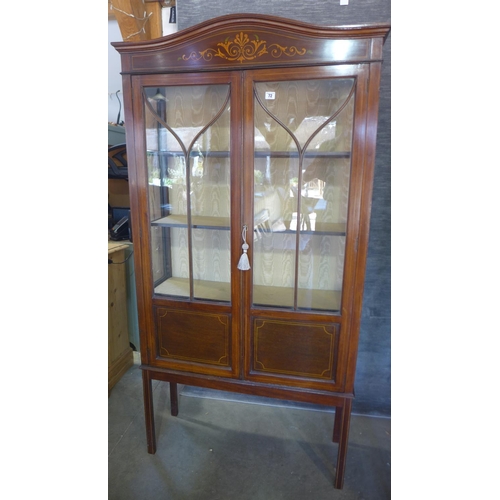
[237,224,251,271]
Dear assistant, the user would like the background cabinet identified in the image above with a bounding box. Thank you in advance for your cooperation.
[113,14,390,490]
[108,242,134,392]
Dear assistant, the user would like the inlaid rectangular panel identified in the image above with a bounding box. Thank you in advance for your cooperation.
[156,308,230,366]
[252,318,339,380]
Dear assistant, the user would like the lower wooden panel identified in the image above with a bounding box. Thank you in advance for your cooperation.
[250,317,339,382]
[155,307,231,368]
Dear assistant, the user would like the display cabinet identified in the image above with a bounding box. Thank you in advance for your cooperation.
[112,14,389,490]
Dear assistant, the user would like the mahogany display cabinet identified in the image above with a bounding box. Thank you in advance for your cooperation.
[112,14,390,490]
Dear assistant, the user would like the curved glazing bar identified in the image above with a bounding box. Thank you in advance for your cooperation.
[252,78,355,311]
[144,84,232,302]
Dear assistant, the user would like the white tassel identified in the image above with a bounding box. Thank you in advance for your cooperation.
[237,225,251,271]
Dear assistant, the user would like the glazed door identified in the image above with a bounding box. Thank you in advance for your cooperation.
[131,72,243,377]
[242,65,370,391]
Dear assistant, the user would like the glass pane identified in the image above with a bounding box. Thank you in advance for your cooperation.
[144,84,231,302]
[252,78,355,311]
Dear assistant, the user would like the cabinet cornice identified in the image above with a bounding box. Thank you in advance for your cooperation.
[112,13,390,73]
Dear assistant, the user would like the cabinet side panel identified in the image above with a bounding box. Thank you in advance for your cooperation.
[156,308,231,367]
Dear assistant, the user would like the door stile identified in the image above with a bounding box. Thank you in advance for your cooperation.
[229,70,245,379]
[129,74,158,366]
[241,69,257,380]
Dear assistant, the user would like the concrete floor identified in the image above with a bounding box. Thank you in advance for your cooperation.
[109,355,390,500]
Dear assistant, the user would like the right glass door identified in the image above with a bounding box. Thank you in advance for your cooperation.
[252,76,355,313]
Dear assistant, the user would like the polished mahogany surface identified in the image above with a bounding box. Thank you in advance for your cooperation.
[113,14,389,490]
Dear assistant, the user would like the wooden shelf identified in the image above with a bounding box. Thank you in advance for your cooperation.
[152,215,345,236]
[254,285,341,311]
[255,151,351,159]
[152,214,230,229]
[154,277,340,311]
[155,277,230,301]
[146,150,350,159]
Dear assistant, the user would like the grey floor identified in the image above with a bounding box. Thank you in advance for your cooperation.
[109,354,390,500]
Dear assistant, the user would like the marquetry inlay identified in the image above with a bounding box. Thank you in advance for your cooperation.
[181,32,308,63]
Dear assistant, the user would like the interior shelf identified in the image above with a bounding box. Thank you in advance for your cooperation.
[155,277,231,302]
[151,215,346,236]
[147,150,351,159]
[152,215,230,229]
[155,277,341,311]
[254,285,341,311]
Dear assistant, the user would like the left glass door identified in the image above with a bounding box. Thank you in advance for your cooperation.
[142,83,232,303]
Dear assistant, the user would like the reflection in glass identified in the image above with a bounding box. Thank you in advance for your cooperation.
[144,84,231,302]
[252,78,355,311]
